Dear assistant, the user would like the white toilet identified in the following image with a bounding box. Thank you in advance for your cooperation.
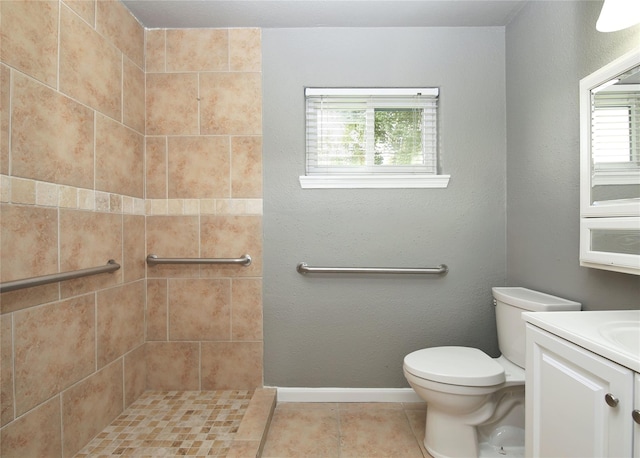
[403,287,581,458]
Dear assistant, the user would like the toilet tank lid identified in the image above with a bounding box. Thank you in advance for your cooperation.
[492,287,581,312]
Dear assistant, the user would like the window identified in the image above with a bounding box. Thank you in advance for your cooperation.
[301,88,450,189]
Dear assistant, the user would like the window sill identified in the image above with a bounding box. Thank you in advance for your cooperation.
[299,174,451,189]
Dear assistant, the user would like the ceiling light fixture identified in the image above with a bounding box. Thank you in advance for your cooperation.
[596,0,640,32]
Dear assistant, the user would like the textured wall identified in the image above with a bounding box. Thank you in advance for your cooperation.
[505,1,640,309]
[263,27,507,388]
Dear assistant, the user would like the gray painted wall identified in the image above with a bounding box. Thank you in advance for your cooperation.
[505,1,640,309]
[263,28,507,387]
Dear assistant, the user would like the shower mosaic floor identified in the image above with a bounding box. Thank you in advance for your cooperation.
[74,390,255,457]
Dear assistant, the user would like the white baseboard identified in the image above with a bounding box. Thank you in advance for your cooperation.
[271,387,422,403]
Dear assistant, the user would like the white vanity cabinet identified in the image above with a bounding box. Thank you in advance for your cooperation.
[635,374,640,458]
[526,324,635,457]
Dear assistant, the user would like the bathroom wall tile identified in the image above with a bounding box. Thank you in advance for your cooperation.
[1,314,13,426]
[95,114,144,198]
[168,135,230,199]
[146,215,200,278]
[59,185,79,208]
[146,342,199,390]
[36,181,58,207]
[124,344,146,408]
[231,136,263,198]
[145,29,165,72]
[1,65,9,175]
[200,215,263,277]
[123,57,145,134]
[62,360,123,458]
[145,136,167,198]
[146,73,198,135]
[232,278,263,341]
[0,204,58,283]
[168,278,231,341]
[59,4,121,120]
[11,72,94,189]
[230,29,261,72]
[97,281,145,368]
[0,396,62,458]
[96,0,144,68]
[166,29,228,72]
[201,342,263,390]
[59,209,123,297]
[0,1,58,87]
[146,279,168,340]
[200,72,262,135]
[10,177,36,205]
[62,0,96,26]
[338,407,424,457]
[124,214,145,282]
[14,294,95,416]
[0,284,59,315]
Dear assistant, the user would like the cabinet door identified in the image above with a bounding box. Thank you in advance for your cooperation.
[634,373,640,458]
[526,325,633,458]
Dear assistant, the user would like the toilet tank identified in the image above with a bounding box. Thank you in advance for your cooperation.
[492,287,581,368]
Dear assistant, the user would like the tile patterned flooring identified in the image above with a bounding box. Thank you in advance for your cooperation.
[262,402,432,458]
[74,391,254,457]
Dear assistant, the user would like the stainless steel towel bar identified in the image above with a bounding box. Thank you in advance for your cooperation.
[146,254,252,266]
[0,260,120,293]
[296,263,448,275]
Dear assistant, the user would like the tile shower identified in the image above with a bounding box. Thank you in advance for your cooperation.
[0,1,264,456]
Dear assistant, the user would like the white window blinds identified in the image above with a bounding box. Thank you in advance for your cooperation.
[305,88,439,175]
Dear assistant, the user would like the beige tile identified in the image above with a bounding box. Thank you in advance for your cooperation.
[96,0,144,68]
[0,314,13,426]
[62,0,96,26]
[166,29,228,72]
[146,73,198,135]
[339,407,424,457]
[168,278,231,341]
[262,403,340,458]
[0,1,58,87]
[145,136,167,198]
[123,215,145,282]
[1,204,58,283]
[200,215,263,277]
[146,215,200,278]
[97,281,145,368]
[168,135,230,199]
[0,396,62,458]
[9,177,35,205]
[0,284,59,315]
[235,388,277,442]
[124,344,146,408]
[14,294,95,416]
[146,279,167,340]
[232,278,263,341]
[59,3,121,119]
[230,28,261,72]
[11,72,94,188]
[1,64,9,175]
[200,72,262,135]
[123,57,145,134]
[145,29,165,72]
[231,136,263,198]
[145,342,199,390]
[227,440,261,458]
[62,360,124,458]
[405,408,430,457]
[59,209,123,296]
[201,341,263,390]
[95,113,144,198]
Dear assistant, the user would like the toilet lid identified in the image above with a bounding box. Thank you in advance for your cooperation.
[404,347,506,387]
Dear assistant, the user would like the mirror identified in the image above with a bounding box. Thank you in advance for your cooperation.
[590,63,640,206]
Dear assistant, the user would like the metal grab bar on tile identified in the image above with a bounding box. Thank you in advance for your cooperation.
[146,254,252,266]
[0,260,121,293]
[296,263,448,275]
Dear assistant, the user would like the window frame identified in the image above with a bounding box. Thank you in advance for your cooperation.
[301,87,450,189]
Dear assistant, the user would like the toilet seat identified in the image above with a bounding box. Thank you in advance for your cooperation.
[403,346,506,387]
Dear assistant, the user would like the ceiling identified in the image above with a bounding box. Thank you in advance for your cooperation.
[121,0,528,29]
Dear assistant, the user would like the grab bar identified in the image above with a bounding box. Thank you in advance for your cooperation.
[296,263,448,275]
[146,254,252,266]
[0,260,120,293]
